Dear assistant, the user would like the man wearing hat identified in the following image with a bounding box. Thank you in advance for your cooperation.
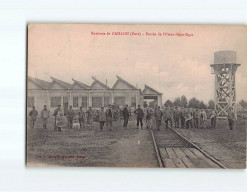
[29,106,38,128]
[86,107,94,129]
[134,105,144,129]
[105,104,114,131]
[66,106,74,129]
[41,105,50,129]
[227,107,235,130]
[154,106,163,131]
[99,106,106,131]
[122,104,129,129]
[173,106,180,128]
[78,106,86,129]
[209,109,217,129]
[53,105,62,131]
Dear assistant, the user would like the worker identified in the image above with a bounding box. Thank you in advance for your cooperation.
[78,106,86,129]
[154,106,163,131]
[40,105,50,129]
[200,109,207,129]
[122,104,129,129]
[173,106,180,128]
[134,105,144,130]
[180,106,186,129]
[185,108,193,129]
[99,106,106,131]
[146,106,152,129]
[227,107,235,130]
[86,107,94,129]
[29,106,38,128]
[105,104,114,131]
[194,108,200,128]
[209,110,217,129]
[163,106,173,129]
[53,105,62,131]
[66,106,74,129]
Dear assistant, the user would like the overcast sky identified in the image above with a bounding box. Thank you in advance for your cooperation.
[28,24,247,103]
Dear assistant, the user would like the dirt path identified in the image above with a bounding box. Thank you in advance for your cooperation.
[27,121,159,167]
[111,129,159,167]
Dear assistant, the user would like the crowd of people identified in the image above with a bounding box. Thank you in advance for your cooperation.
[28,103,236,132]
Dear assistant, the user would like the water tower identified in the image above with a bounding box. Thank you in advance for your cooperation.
[210,51,240,118]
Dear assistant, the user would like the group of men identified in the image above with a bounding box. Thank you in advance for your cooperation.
[29,103,236,132]
[146,105,235,131]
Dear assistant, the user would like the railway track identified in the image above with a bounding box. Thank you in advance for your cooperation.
[150,126,227,169]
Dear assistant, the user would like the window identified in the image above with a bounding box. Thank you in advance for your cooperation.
[92,97,102,108]
[50,97,61,107]
[104,96,110,107]
[81,96,87,108]
[73,97,78,107]
[27,96,34,107]
[114,96,125,106]
[131,97,136,107]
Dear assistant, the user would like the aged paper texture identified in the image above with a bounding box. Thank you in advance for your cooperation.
[27,24,247,168]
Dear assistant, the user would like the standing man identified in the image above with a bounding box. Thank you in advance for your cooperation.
[41,105,50,129]
[99,107,106,131]
[194,108,200,129]
[146,106,152,129]
[173,106,180,128]
[200,109,207,129]
[227,107,235,130]
[180,107,186,129]
[86,107,94,129]
[29,106,38,128]
[105,105,114,131]
[164,106,173,129]
[53,105,61,132]
[78,107,86,129]
[122,104,129,129]
[134,105,144,129]
[154,106,163,131]
[185,109,193,129]
[209,109,217,129]
[66,106,74,129]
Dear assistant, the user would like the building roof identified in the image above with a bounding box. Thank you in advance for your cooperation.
[72,78,90,89]
[112,75,138,90]
[142,84,163,95]
[91,76,111,90]
[28,77,51,89]
[51,77,73,89]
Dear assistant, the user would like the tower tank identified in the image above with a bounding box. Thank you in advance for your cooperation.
[210,51,240,118]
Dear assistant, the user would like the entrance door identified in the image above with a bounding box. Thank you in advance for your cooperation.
[143,96,158,109]
[63,97,68,115]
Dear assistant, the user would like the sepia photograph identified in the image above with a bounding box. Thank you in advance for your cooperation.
[26,24,247,168]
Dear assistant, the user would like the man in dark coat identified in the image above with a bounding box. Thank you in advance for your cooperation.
[29,106,38,128]
[105,104,114,131]
[134,105,144,129]
[122,104,129,129]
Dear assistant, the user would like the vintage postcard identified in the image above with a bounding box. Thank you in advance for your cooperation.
[26,24,247,168]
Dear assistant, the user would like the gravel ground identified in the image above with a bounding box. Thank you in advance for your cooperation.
[175,119,246,169]
[26,118,158,167]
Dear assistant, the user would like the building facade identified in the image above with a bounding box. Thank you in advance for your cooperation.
[27,75,163,113]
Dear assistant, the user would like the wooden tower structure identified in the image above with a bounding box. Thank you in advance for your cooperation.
[210,51,240,119]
